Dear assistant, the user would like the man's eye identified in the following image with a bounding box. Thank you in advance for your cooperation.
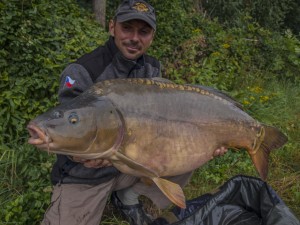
[140,29,151,36]
[68,112,79,125]
[123,26,132,32]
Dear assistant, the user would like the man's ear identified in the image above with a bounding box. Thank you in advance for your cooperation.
[108,20,115,37]
[150,31,156,44]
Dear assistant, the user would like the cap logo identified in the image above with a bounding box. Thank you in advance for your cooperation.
[132,2,149,12]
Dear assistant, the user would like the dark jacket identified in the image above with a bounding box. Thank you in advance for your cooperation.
[51,36,161,185]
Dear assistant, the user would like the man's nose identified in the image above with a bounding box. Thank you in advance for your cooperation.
[130,31,139,42]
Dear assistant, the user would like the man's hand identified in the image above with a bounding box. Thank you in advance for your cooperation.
[213,146,228,157]
[71,157,113,168]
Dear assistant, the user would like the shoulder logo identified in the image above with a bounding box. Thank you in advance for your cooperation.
[132,2,149,12]
[64,76,76,88]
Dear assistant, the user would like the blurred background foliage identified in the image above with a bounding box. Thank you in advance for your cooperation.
[0,0,299,223]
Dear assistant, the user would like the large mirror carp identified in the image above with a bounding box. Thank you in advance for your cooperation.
[27,78,288,208]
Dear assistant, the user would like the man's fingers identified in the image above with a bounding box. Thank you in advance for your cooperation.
[213,146,228,157]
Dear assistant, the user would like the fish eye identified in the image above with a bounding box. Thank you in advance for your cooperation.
[53,111,63,119]
[68,112,79,125]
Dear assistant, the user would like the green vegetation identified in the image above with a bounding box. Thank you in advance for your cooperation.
[0,0,299,224]
[200,0,300,33]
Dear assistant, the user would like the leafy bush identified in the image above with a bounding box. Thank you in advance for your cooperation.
[0,0,108,145]
[163,16,300,90]
[199,0,299,34]
[148,0,200,59]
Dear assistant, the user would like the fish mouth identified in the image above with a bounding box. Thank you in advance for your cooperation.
[27,123,52,150]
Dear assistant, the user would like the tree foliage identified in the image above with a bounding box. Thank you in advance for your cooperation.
[163,16,300,90]
[196,0,300,35]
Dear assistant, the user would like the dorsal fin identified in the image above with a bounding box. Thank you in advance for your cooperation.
[186,84,244,109]
[149,78,243,109]
[151,77,175,84]
[102,78,244,109]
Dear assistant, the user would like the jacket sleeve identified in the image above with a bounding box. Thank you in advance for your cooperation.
[58,63,94,104]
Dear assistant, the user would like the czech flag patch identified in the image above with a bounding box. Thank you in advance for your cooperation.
[64,76,76,88]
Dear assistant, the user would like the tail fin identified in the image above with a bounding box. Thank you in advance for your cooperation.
[250,124,288,180]
[152,177,186,209]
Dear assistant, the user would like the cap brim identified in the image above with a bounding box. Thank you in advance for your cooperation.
[116,13,156,30]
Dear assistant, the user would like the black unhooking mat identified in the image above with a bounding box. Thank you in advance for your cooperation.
[151,175,300,225]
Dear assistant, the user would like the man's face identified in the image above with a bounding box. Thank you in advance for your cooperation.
[109,19,155,60]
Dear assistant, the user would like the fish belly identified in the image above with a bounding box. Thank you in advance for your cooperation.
[117,116,256,177]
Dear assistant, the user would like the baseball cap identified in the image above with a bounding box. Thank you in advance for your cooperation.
[114,0,156,30]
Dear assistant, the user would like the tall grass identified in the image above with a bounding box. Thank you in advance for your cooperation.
[0,143,54,223]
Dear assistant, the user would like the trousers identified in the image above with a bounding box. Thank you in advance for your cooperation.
[41,172,192,225]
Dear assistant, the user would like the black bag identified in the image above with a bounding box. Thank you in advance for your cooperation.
[151,175,300,225]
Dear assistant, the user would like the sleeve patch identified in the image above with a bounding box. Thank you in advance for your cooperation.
[64,76,76,88]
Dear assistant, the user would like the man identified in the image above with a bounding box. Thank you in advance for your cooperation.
[42,1,165,224]
[42,1,227,224]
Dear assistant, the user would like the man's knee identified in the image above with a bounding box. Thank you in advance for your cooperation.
[42,181,115,225]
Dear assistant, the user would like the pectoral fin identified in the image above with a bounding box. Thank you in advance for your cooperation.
[153,177,186,209]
